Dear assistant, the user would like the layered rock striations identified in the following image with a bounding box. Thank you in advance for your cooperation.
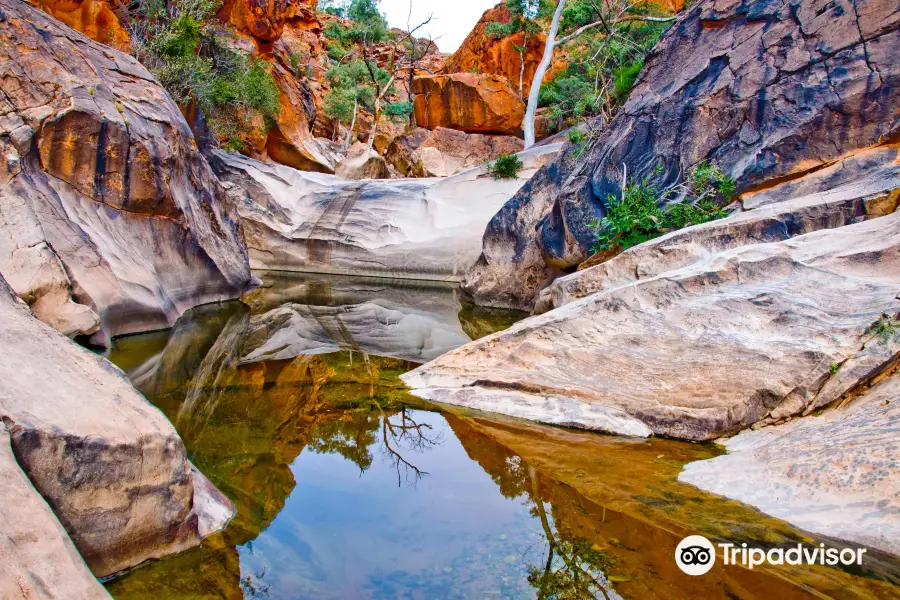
[465,0,900,309]
[404,208,900,440]
[209,142,561,280]
[0,0,251,345]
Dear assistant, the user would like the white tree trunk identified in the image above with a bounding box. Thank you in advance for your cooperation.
[524,0,566,148]
[344,96,358,151]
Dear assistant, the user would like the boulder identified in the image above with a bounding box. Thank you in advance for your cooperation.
[402,209,900,441]
[208,142,562,280]
[412,73,525,135]
[385,127,524,178]
[35,0,129,51]
[443,3,549,97]
[680,369,900,556]
[0,0,251,345]
[465,0,900,309]
[0,425,111,600]
[334,142,392,180]
[0,273,234,578]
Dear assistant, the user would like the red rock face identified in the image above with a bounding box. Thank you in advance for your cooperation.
[443,3,548,97]
[412,73,525,136]
[35,0,129,51]
[219,0,317,42]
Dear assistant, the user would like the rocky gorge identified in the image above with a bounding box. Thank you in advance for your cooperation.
[0,0,898,597]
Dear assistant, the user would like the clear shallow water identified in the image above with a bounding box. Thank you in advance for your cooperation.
[104,273,900,600]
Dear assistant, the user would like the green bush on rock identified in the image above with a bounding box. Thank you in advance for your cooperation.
[128,0,280,151]
[591,163,734,252]
[487,154,525,180]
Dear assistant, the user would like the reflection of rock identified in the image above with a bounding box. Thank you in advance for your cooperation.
[0,274,233,579]
[412,73,525,135]
[209,144,560,280]
[0,0,251,345]
[445,411,900,599]
[681,370,900,556]
[242,273,471,363]
[404,211,900,440]
[0,426,110,600]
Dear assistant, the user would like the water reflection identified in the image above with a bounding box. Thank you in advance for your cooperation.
[104,273,900,600]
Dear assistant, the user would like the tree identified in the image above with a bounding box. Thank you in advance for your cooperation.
[522,0,676,148]
[324,0,435,149]
[324,59,375,149]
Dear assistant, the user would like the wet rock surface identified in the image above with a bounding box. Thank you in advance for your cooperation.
[465,0,900,309]
[0,0,251,345]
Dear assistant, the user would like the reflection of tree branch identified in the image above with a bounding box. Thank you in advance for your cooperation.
[371,402,441,487]
[528,466,612,600]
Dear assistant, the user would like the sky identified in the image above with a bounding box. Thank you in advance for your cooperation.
[378,0,500,53]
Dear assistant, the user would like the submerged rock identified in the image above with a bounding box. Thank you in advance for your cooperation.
[208,143,561,280]
[0,273,234,578]
[0,0,251,345]
[680,370,900,556]
[465,0,900,309]
[403,210,900,441]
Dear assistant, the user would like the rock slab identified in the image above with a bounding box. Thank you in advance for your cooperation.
[0,274,234,578]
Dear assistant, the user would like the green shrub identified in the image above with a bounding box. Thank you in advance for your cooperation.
[613,60,643,101]
[866,314,899,345]
[384,101,414,120]
[128,0,280,151]
[486,154,525,179]
[591,162,734,252]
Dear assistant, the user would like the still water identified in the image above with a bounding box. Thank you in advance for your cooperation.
[105,273,900,600]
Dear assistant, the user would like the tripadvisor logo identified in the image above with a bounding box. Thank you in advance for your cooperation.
[675,535,868,576]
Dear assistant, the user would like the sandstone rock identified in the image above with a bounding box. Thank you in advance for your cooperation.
[0,0,251,345]
[443,3,548,97]
[218,0,306,42]
[465,0,900,309]
[384,128,432,177]
[0,273,235,578]
[403,211,900,441]
[534,159,900,313]
[209,142,562,280]
[385,127,524,178]
[412,73,525,135]
[0,424,111,600]
[35,0,129,51]
[334,142,391,180]
[680,369,900,556]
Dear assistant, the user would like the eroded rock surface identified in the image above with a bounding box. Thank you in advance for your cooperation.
[404,211,900,441]
[680,369,900,556]
[0,425,111,600]
[209,143,561,280]
[0,274,234,578]
[535,157,900,313]
[412,73,525,135]
[334,142,391,180]
[465,0,900,309]
[0,0,251,345]
[386,127,524,178]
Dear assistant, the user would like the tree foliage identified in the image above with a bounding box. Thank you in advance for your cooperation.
[128,0,280,152]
